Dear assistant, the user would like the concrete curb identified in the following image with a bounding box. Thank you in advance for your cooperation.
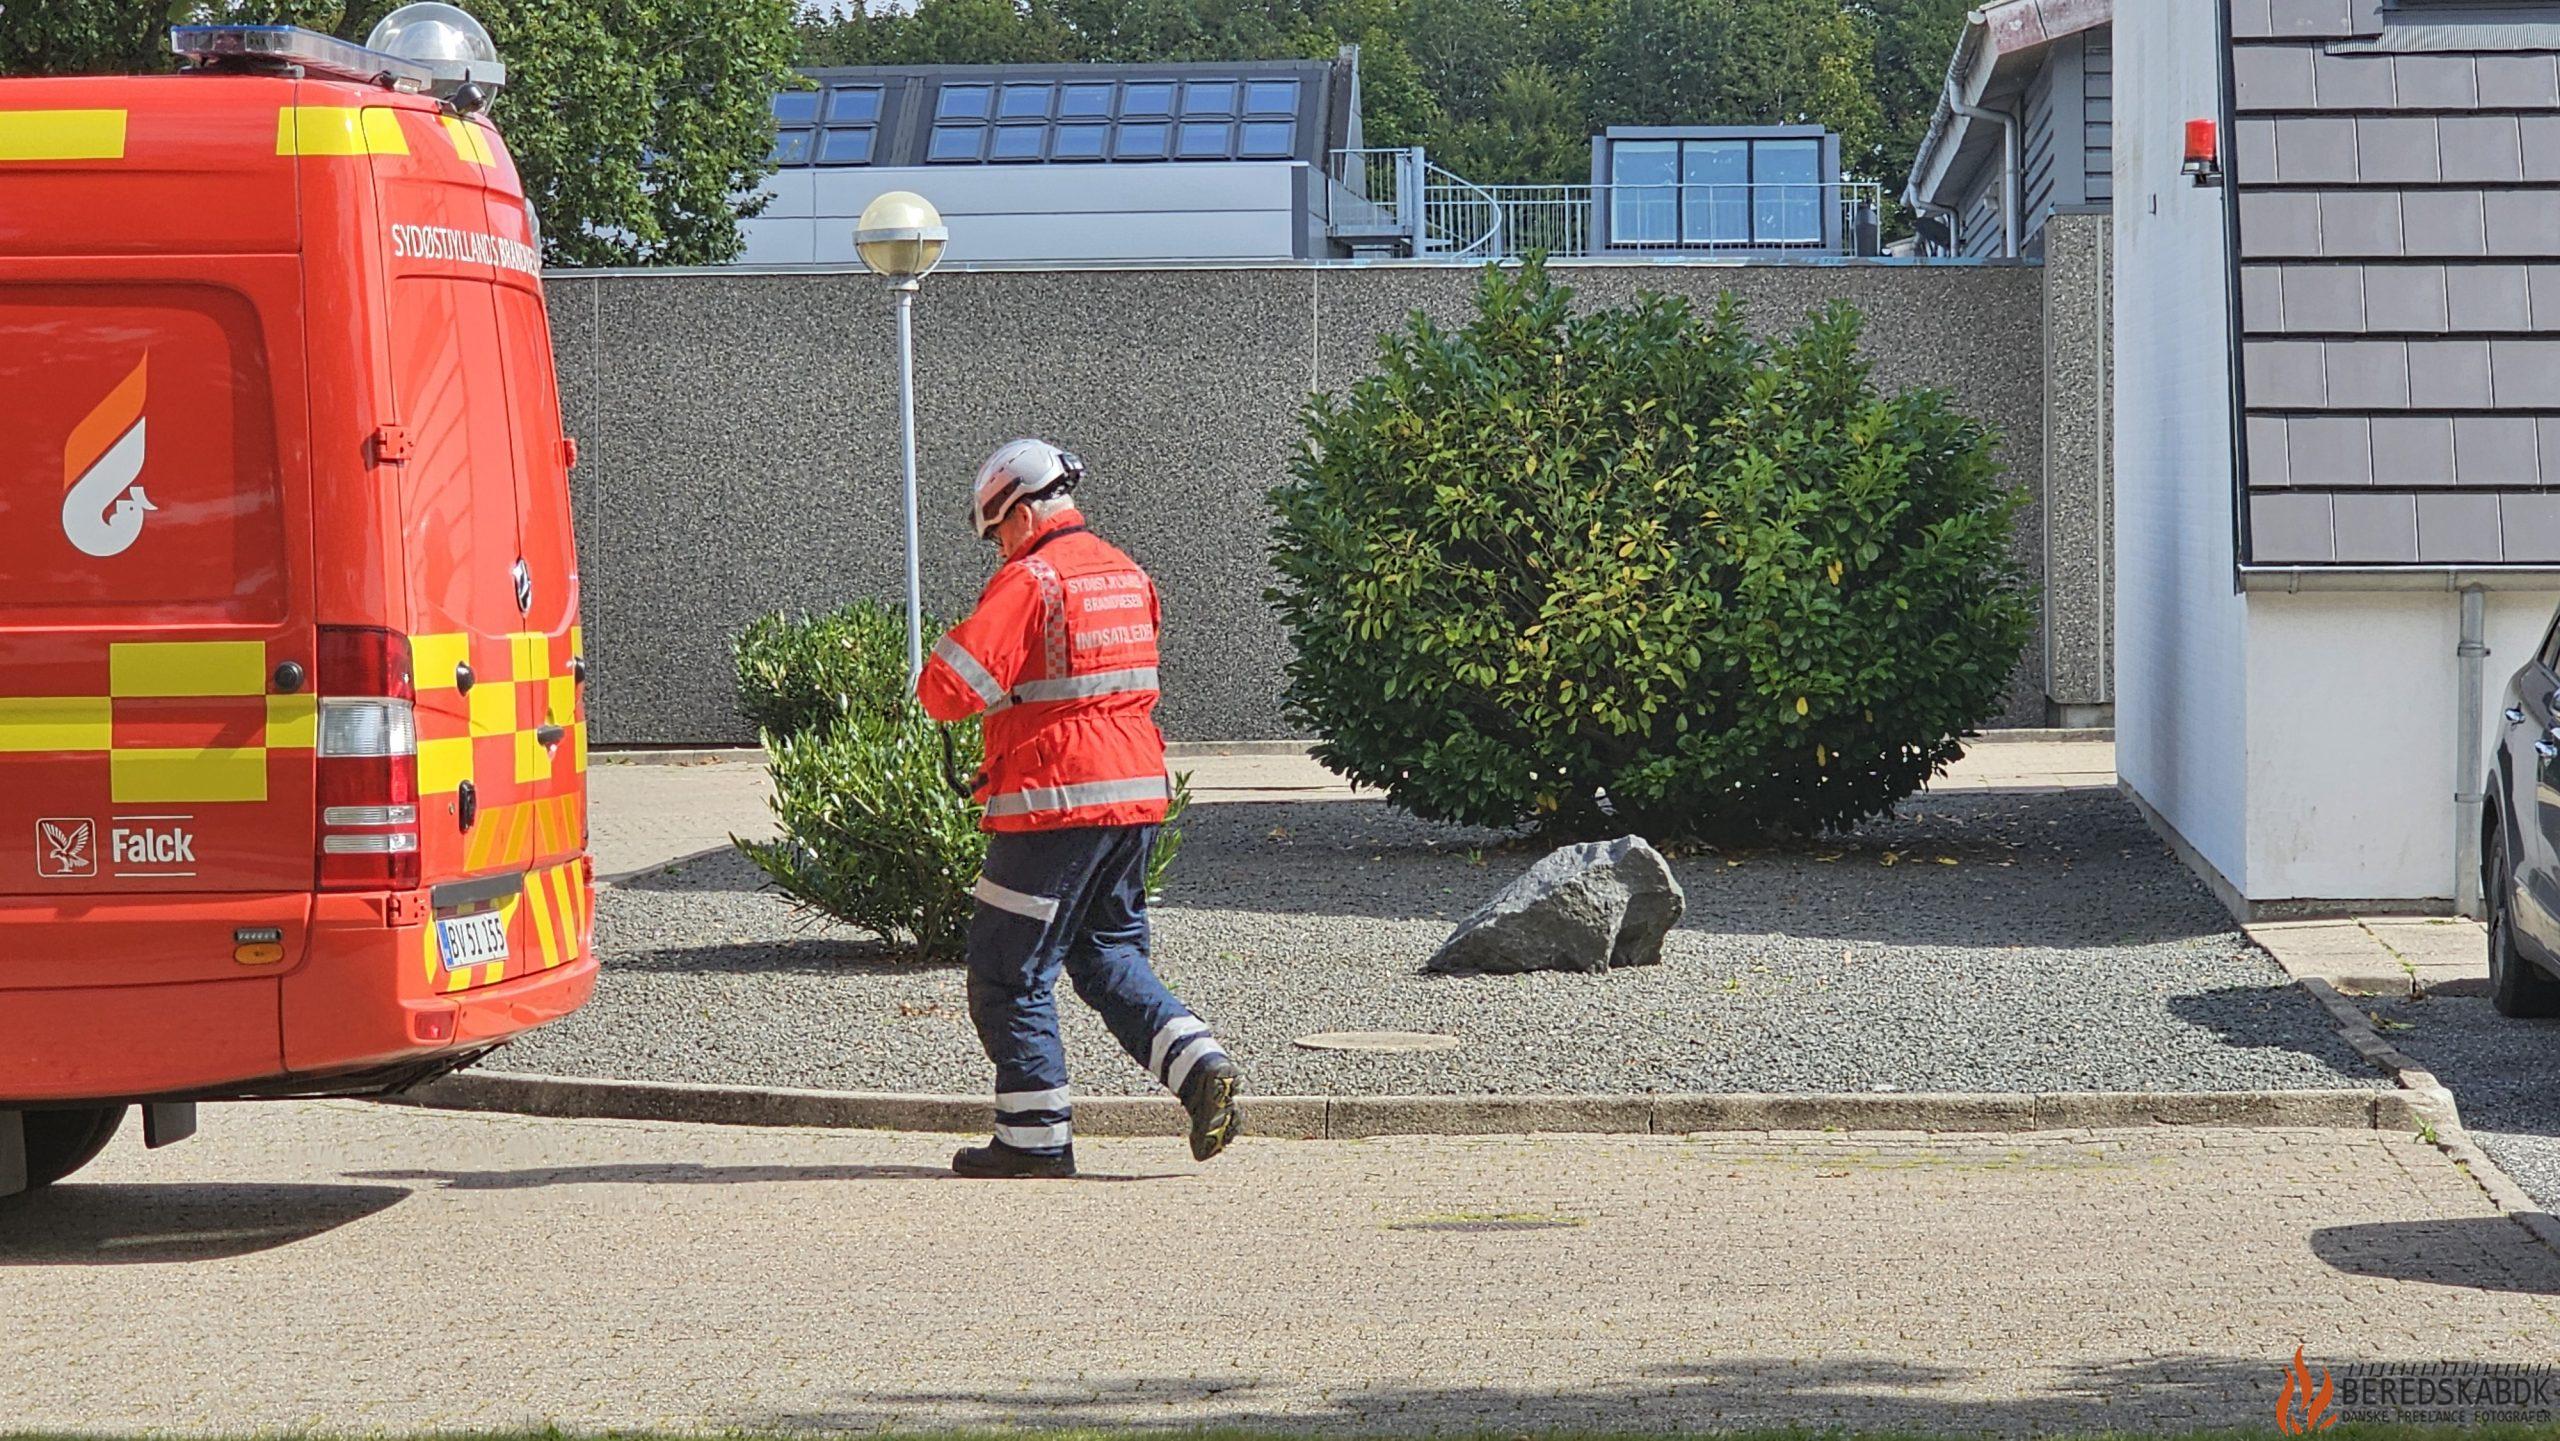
[2291,974,2560,1255]
[389,1070,2411,1137]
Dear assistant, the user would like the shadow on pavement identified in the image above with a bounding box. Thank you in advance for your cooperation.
[0,1182,408,1265]
[738,1351,2435,1434]
[2310,1217,2560,1295]
[2164,986,2397,1084]
[347,1162,1177,1188]
[603,937,955,976]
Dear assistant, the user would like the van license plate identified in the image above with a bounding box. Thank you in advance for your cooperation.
[436,911,510,969]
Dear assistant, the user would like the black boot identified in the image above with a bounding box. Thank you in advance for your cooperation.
[1179,1054,1242,1162]
[951,1139,1077,1179]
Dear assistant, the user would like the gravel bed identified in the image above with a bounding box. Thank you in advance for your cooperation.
[501,786,2386,1099]
[2370,988,2560,1211]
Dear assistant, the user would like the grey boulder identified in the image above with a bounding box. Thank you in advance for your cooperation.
[1426,836,1685,975]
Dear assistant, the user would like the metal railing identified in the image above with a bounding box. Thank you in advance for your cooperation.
[1456,180,1884,259]
[1326,149,1884,260]
[1325,147,1415,241]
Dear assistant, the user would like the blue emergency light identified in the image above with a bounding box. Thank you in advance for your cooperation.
[173,6,504,100]
[171,26,438,91]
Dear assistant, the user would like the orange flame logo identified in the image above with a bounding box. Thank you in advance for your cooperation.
[60,353,156,559]
[2277,1346,2337,1434]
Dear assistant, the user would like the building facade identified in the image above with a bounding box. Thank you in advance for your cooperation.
[2116,0,2560,914]
[1905,0,2114,260]
[741,56,1363,265]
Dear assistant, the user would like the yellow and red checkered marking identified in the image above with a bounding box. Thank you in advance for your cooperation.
[421,853,591,992]
[0,641,314,803]
[414,627,585,794]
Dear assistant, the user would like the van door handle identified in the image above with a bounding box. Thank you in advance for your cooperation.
[535,724,566,746]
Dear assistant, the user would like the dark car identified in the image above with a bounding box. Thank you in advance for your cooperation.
[2483,615,2560,1018]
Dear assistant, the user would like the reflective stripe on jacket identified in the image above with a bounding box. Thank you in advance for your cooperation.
[916,508,1171,833]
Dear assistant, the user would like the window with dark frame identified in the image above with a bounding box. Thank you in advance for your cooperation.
[1608,135,1830,247]
[990,124,1047,161]
[1052,123,1109,159]
[770,69,1321,168]
[936,84,992,121]
[928,124,984,162]
[816,127,875,165]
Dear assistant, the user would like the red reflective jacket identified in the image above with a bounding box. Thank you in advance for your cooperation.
[917,509,1171,833]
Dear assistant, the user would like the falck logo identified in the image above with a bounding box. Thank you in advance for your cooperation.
[36,818,95,879]
[62,354,156,559]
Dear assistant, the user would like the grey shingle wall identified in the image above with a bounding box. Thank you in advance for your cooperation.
[2232,0,2560,565]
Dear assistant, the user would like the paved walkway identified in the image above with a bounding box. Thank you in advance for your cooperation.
[589,737,2119,883]
[5,1101,2556,1435]
[2251,914,2489,997]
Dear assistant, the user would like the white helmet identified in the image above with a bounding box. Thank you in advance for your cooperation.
[971,438,1084,539]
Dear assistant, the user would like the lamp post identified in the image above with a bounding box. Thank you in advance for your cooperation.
[853,190,949,682]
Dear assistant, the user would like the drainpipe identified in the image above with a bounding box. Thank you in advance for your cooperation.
[1945,80,2019,258]
[2457,585,2489,917]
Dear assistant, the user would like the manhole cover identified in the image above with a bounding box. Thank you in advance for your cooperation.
[1292,1030,1461,1053]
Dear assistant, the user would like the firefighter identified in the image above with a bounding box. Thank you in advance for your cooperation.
[916,438,1241,1179]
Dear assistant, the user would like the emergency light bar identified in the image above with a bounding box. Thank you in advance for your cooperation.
[172,25,438,92]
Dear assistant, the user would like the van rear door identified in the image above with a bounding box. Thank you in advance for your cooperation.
[367,101,585,986]
[0,271,317,899]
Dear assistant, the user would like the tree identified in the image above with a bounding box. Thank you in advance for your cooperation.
[1435,63,1585,187]
[346,0,801,267]
[3,1,342,76]
[1859,0,1973,193]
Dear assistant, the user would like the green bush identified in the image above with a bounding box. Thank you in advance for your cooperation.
[733,601,1191,958]
[737,702,991,958]
[1271,260,2032,843]
[733,603,912,737]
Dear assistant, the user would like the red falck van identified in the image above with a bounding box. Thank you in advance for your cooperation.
[0,14,595,1194]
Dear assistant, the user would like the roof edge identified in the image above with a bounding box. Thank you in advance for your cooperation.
[1903,0,2112,212]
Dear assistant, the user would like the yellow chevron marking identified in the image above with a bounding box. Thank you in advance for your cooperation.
[439,114,497,166]
[277,105,409,156]
[525,870,559,969]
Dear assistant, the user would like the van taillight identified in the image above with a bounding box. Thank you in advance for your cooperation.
[315,627,420,892]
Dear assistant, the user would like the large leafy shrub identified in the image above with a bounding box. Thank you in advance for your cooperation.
[733,602,1188,958]
[1272,260,2031,843]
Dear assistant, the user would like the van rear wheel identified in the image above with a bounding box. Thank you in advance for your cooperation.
[18,1104,126,1190]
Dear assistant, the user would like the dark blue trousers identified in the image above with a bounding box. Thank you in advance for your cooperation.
[966,824,1225,1155]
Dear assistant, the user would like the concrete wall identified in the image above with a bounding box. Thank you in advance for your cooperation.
[548,259,2052,746]
[2241,589,2560,905]
[2112,0,2255,898]
[2044,209,2113,723]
